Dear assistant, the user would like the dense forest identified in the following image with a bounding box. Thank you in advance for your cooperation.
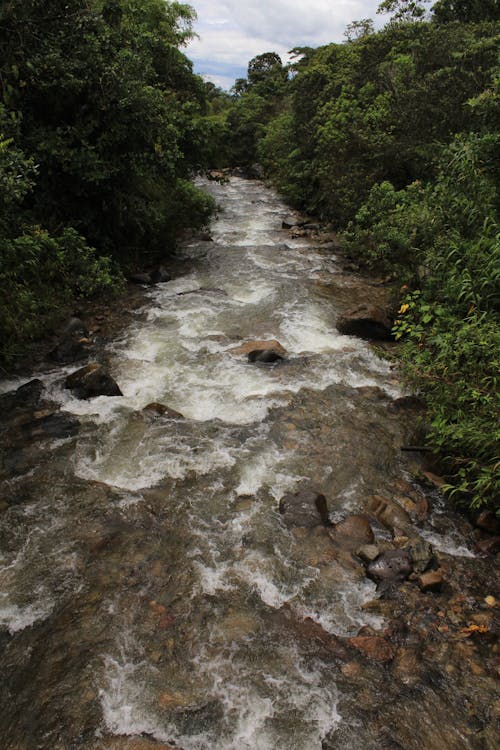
[205,0,500,511]
[0,0,215,362]
[0,0,499,510]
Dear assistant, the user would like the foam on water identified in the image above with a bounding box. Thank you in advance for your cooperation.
[0,596,54,634]
[420,528,476,558]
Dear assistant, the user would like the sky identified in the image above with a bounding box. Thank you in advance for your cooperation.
[185,1,389,90]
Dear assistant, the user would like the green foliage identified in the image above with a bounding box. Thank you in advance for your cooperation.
[351,134,500,509]
[0,1,215,366]
[226,12,499,509]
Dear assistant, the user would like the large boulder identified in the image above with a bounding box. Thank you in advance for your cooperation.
[21,411,80,442]
[65,363,123,399]
[279,489,330,528]
[336,304,393,340]
[0,379,44,414]
[150,265,171,283]
[230,339,287,357]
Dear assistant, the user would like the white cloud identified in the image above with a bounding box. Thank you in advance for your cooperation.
[186,0,386,88]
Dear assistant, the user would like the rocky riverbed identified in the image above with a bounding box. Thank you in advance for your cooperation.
[0,177,498,750]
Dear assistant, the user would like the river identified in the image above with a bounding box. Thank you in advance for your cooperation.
[0,177,497,750]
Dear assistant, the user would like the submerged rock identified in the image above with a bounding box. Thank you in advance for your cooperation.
[248,349,285,364]
[408,539,434,573]
[20,411,80,441]
[142,402,184,419]
[367,495,411,533]
[331,514,374,550]
[336,304,393,340]
[279,489,331,528]
[367,549,413,584]
[96,737,178,750]
[65,363,123,399]
[348,635,395,663]
[418,569,444,592]
[0,379,44,413]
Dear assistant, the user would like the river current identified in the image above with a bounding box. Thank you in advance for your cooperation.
[0,178,493,750]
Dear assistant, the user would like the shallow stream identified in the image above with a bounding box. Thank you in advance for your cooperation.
[0,178,497,750]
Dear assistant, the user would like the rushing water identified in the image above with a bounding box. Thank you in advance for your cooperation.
[0,178,493,750]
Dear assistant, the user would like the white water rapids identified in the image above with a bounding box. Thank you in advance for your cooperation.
[0,177,480,750]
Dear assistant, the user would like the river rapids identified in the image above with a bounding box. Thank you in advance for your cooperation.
[0,178,497,750]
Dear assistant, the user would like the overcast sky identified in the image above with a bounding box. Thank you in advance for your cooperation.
[185,1,389,89]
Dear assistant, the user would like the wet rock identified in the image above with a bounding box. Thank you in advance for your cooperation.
[331,514,374,550]
[282,612,349,659]
[63,316,88,337]
[247,163,264,179]
[230,339,287,357]
[367,549,413,584]
[336,304,393,340]
[418,569,444,592]
[50,332,93,363]
[476,536,500,556]
[408,539,434,573]
[279,489,330,528]
[348,635,396,663]
[392,646,423,686]
[248,349,284,364]
[20,411,80,441]
[282,214,312,229]
[96,737,177,750]
[198,230,213,241]
[65,363,123,399]
[475,510,500,535]
[357,544,380,564]
[207,169,229,183]
[142,402,184,419]
[129,272,153,285]
[0,379,44,413]
[150,265,171,283]
[356,385,387,401]
[367,495,411,533]
[387,395,425,413]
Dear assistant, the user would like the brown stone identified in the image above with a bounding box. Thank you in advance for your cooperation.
[348,635,395,663]
[279,489,330,528]
[357,544,380,564]
[143,403,184,419]
[367,495,411,532]
[392,647,423,686]
[229,339,287,357]
[332,514,374,550]
[418,569,444,592]
[65,362,122,399]
[476,536,500,555]
[336,304,393,341]
[475,510,500,535]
